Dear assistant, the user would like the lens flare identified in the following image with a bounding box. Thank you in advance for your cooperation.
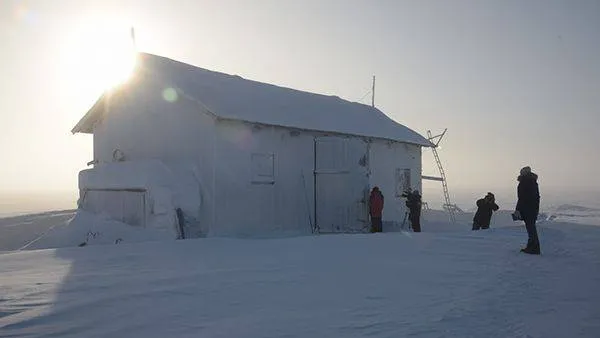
[61,17,137,93]
[162,88,178,102]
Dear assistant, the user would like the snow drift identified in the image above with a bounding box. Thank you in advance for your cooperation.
[21,210,171,250]
[78,159,204,238]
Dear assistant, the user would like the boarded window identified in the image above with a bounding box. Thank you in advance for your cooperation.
[395,169,411,197]
[81,189,146,226]
[251,153,275,184]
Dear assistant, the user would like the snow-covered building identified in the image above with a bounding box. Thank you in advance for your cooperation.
[71,53,433,238]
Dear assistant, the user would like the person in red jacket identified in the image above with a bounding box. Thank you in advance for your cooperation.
[369,187,384,233]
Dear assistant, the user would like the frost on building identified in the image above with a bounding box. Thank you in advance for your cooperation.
[71,53,433,238]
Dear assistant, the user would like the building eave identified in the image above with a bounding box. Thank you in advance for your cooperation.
[71,94,105,134]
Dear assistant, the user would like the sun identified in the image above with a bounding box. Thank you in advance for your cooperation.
[61,17,137,95]
[86,39,137,89]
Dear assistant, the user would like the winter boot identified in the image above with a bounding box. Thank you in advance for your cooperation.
[520,247,540,255]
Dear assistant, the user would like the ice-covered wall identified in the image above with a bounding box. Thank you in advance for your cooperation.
[368,141,422,231]
[212,121,315,237]
[85,75,216,237]
[92,74,215,166]
[210,119,423,236]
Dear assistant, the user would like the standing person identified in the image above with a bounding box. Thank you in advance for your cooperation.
[472,192,499,230]
[515,166,541,255]
[369,187,384,233]
[405,190,422,232]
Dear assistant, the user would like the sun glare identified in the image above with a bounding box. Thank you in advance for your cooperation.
[90,45,137,89]
[61,17,137,96]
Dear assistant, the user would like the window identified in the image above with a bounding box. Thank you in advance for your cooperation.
[251,153,275,184]
[395,168,411,197]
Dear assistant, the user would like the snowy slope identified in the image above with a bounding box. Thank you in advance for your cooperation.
[0,210,75,252]
[545,204,600,226]
[1,212,599,337]
[0,210,172,252]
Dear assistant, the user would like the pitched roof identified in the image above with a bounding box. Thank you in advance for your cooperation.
[72,53,433,147]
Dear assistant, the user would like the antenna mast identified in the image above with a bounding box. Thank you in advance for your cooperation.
[371,75,376,107]
[130,26,137,51]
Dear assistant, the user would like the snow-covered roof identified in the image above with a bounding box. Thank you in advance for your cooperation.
[72,53,433,147]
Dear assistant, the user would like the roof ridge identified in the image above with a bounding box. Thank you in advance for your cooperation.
[72,53,433,147]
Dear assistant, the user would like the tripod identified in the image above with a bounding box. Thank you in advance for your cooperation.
[401,211,411,231]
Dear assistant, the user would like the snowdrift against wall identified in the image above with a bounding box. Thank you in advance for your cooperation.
[78,160,204,237]
[23,210,170,250]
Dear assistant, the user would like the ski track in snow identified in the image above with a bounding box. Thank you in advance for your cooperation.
[0,212,599,337]
[0,211,75,252]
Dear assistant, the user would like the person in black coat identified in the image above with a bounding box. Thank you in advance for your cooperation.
[404,190,422,232]
[472,192,499,230]
[514,166,541,254]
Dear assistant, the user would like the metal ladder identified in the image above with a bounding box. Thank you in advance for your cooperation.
[427,130,457,223]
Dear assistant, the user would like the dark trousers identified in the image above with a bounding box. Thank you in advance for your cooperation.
[472,222,489,230]
[410,216,421,232]
[371,217,382,233]
[524,218,540,251]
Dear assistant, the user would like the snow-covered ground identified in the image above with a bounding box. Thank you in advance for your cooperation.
[0,210,75,252]
[1,208,599,337]
[545,204,600,226]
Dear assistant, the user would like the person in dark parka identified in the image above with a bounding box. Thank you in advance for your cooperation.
[472,192,499,230]
[405,190,422,232]
[369,187,384,233]
[515,166,541,255]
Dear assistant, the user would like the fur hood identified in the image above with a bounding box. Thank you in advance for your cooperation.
[518,172,538,182]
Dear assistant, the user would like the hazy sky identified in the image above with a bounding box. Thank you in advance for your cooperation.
[1,0,599,210]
